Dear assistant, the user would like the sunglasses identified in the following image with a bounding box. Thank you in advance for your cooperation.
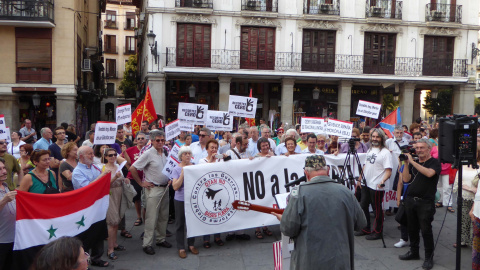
[317,140,326,143]
[0,142,5,145]
[199,134,208,138]
[137,137,145,140]
[155,139,166,143]
[106,153,117,157]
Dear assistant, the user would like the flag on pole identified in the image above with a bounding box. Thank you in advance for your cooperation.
[131,86,158,137]
[13,174,111,269]
[378,107,401,138]
[131,99,145,138]
[246,88,256,127]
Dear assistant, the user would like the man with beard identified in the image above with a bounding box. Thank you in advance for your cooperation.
[355,129,392,240]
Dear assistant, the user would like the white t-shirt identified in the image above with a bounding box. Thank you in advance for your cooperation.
[7,141,26,159]
[190,142,208,164]
[363,147,393,191]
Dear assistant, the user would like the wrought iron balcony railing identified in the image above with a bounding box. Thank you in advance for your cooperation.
[175,0,213,9]
[165,48,467,77]
[425,3,461,23]
[366,0,402,19]
[0,0,54,23]
[241,0,278,12]
[304,0,340,16]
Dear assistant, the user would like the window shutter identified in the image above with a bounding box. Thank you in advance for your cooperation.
[17,38,51,68]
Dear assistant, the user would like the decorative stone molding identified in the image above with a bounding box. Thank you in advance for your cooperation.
[360,24,403,35]
[419,27,462,37]
[235,17,281,30]
[297,20,342,32]
[171,14,217,27]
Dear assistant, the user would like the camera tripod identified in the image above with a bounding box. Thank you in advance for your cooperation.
[339,142,386,248]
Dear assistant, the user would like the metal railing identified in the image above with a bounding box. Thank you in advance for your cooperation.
[104,46,118,54]
[425,3,461,23]
[366,0,402,19]
[175,0,213,9]
[165,47,468,77]
[241,0,278,12]
[0,0,54,23]
[304,0,340,16]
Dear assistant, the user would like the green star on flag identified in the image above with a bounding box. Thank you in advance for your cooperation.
[47,225,57,240]
[76,215,86,229]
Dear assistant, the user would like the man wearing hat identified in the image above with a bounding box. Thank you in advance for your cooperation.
[272,155,366,270]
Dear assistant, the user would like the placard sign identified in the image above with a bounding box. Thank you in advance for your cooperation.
[93,121,117,145]
[228,95,258,118]
[5,127,11,143]
[300,117,325,134]
[178,102,208,125]
[0,115,8,140]
[162,155,180,179]
[115,104,132,125]
[356,100,381,119]
[165,120,181,141]
[205,110,233,131]
[179,120,194,132]
[325,119,353,138]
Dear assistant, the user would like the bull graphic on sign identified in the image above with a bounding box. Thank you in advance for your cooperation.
[246,99,254,112]
[196,106,204,119]
[223,113,230,125]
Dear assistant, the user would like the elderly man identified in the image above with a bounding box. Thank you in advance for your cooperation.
[0,139,23,190]
[246,127,260,157]
[272,155,366,270]
[386,126,409,155]
[275,129,301,156]
[33,128,53,150]
[260,127,276,153]
[129,130,172,255]
[297,129,308,150]
[19,119,37,144]
[190,128,211,164]
[355,128,392,241]
[399,139,441,270]
[302,134,324,154]
[71,146,110,267]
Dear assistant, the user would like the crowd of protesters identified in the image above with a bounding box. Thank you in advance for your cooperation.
[1,116,480,270]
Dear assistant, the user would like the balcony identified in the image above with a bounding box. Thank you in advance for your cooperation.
[124,21,135,30]
[425,3,461,24]
[165,48,468,78]
[0,0,54,27]
[365,0,402,22]
[175,0,213,14]
[104,20,117,29]
[104,46,118,54]
[303,0,340,20]
[124,47,135,55]
[241,0,278,17]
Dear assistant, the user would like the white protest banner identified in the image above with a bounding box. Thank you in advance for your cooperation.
[93,121,117,145]
[5,127,11,143]
[179,120,194,132]
[228,95,257,118]
[0,114,6,130]
[169,142,181,160]
[165,120,181,141]
[162,155,180,179]
[356,100,381,119]
[184,153,367,237]
[300,117,325,134]
[0,115,8,140]
[326,119,353,138]
[115,104,131,125]
[205,110,233,131]
[178,102,208,125]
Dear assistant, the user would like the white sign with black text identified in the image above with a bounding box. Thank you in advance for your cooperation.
[165,120,181,141]
[179,120,194,132]
[178,102,208,125]
[228,95,258,118]
[325,119,353,138]
[93,121,117,145]
[356,100,381,119]
[300,117,325,134]
[115,104,132,126]
[206,110,233,131]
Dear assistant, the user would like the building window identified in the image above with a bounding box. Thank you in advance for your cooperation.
[363,32,396,75]
[104,35,117,54]
[106,59,116,78]
[107,83,115,97]
[176,23,211,67]
[105,10,117,28]
[423,35,454,76]
[302,29,335,72]
[125,36,136,54]
[240,26,275,70]
[16,28,52,83]
[125,12,135,30]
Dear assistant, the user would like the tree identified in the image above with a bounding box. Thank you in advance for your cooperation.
[381,94,399,117]
[422,89,452,117]
[119,55,137,98]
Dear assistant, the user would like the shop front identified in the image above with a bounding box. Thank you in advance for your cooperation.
[293,84,338,124]
[350,86,382,127]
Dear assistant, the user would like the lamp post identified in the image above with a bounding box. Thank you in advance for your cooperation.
[32,93,41,107]
[188,83,196,99]
[147,30,158,64]
[312,86,320,100]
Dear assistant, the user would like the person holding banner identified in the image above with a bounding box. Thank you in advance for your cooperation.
[272,155,366,270]
[284,137,299,157]
[302,134,324,155]
[316,134,328,153]
[247,127,260,157]
[275,129,301,156]
[18,150,58,194]
[355,128,392,241]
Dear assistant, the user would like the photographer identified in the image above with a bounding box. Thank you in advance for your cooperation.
[398,139,441,270]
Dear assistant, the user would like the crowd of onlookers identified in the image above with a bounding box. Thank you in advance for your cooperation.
[2,116,480,269]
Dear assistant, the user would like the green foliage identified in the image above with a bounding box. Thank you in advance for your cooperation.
[382,94,399,111]
[422,89,452,117]
[119,55,137,98]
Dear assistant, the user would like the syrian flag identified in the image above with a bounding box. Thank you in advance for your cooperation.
[13,173,111,269]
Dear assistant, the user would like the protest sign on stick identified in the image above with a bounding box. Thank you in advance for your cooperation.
[206,110,233,131]
[0,115,8,140]
[325,119,353,138]
[228,95,258,119]
[165,120,181,141]
[356,100,381,119]
[178,103,208,125]
[300,117,325,134]
[115,104,132,125]
[93,122,117,145]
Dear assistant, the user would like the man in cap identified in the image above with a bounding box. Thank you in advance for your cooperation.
[272,155,366,270]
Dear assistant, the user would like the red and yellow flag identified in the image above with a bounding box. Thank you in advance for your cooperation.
[131,87,158,137]
[246,88,255,127]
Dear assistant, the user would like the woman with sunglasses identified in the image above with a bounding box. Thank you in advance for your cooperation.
[273,128,284,146]
[316,134,328,153]
[18,150,57,194]
[103,148,127,260]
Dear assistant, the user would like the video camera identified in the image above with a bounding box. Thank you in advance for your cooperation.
[399,144,418,161]
[348,137,361,152]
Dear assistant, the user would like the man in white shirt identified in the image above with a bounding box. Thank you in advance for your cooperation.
[246,127,260,157]
[190,128,210,164]
[261,127,276,153]
[385,126,409,155]
[226,135,249,160]
[275,129,302,156]
[301,134,324,155]
[355,128,392,241]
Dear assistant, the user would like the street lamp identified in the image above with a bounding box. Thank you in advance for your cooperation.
[188,83,196,98]
[32,93,41,107]
[147,30,158,64]
[312,86,320,100]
